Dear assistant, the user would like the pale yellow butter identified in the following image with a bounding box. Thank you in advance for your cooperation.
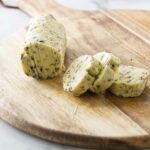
[63,55,102,96]
[90,52,120,93]
[21,14,66,79]
[109,65,149,97]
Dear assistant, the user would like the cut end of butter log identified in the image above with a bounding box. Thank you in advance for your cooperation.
[90,52,120,93]
[63,55,102,96]
[21,14,66,79]
[109,65,149,97]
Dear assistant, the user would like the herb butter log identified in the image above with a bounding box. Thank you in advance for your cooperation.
[90,52,120,93]
[63,55,102,96]
[21,14,66,79]
[109,65,149,97]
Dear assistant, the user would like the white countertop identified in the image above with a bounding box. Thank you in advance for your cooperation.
[0,0,150,150]
[56,0,150,10]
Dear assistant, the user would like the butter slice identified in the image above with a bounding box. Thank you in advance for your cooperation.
[63,55,101,96]
[94,51,120,72]
[90,52,120,93]
[109,65,149,97]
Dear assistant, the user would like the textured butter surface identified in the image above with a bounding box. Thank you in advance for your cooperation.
[21,14,66,79]
[109,65,149,97]
[94,52,120,71]
[63,55,101,96]
[90,52,120,93]
[90,66,115,93]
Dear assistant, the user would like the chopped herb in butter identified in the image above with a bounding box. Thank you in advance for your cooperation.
[109,65,149,97]
[63,55,102,96]
[21,14,66,79]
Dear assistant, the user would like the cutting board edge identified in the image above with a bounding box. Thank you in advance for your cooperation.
[0,107,150,150]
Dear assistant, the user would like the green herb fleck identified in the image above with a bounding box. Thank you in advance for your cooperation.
[39,40,45,43]
[40,67,43,72]
[96,85,100,88]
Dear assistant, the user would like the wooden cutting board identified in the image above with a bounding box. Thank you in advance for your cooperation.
[101,10,150,42]
[0,0,150,149]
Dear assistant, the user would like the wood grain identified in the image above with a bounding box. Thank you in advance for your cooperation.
[18,0,150,43]
[101,10,150,43]
[0,0,149,149]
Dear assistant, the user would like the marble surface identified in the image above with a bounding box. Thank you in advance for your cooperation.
[0,6,29,38]
[0,0,150,150]
[56,0,150,10]
[0,120,87,150]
